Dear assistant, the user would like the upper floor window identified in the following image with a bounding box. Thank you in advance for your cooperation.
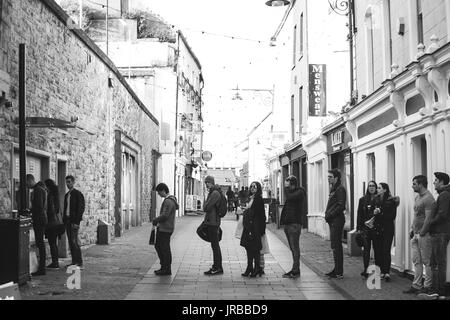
[293,25,297,66]
[299,13,304,58]
[417,0,424,44]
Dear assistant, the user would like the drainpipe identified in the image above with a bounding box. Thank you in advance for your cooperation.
[173,31,180,203]
[19,44,27,217]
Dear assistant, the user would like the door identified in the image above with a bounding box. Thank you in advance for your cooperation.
[121,151,137,231]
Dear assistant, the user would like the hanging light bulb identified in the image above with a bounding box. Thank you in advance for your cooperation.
[265,0,290,7]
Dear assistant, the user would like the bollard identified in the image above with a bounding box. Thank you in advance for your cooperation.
[97,220,111,245]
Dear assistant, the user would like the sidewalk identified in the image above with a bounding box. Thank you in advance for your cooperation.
[267,223,420,300]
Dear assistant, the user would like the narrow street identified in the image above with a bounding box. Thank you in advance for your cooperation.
[20,213,417,300]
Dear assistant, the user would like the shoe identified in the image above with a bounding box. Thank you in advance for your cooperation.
[204,268,223,276]
[403,287,420,294]
[328,273,343,279]
[418,292,439,300]
[418,287,434,295]
[241,267,252,277]
[282,271,293,278]
[155,270,172,276]
[31,270,46,277]
[289,271,301,279]
[250,268,263,278]
[258,269,265,276]
[360,271,369,278]
[325,270,335,277]
[46,263,59,269]
[384,274,391,282]
[76,264,84,270]
[154,269,163,274]
[438,296,449,300]
[380,274,386,280]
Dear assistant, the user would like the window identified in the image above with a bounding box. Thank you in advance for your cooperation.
[291,95,295,142]
[417,0,424,44]
[412,135,427,176]
[365,8,375,93]
[367,153,376,181]
[293,25,297,66]
[299,86,303,131]
[299,13,304,58]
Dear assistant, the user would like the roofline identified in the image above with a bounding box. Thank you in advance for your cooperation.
[178,30,203,71]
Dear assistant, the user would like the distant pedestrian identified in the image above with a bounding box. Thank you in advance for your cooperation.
[325,169,346,279]
[44,179,64,269]
[226,186,235,213]
[203,176,223,275]
[374,182,399,282]
[152,183,179,276]
[233,188,239,216]
[63,175,85,269]
[280,175,306,279]
[240,181,266,278]
[27,174,48,277]
[357,181,381,279]
[419,172,450,300]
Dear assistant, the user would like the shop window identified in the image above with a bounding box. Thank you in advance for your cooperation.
[406,94,425,116]
[367,153,376,182]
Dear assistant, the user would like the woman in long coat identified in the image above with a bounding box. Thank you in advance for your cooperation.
[240,181,266,278]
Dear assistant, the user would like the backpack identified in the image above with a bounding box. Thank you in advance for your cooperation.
[216,189,228,218]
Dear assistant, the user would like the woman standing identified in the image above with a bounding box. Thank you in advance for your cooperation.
[374,183,399,282]
[357,181,381,278]
[240,181,266,278]
[44,179,64,269]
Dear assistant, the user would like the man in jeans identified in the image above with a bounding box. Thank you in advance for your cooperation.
[403,175,435,294]
[203,176,223,275]
[280,175,306,279]
[27,174,48,276]
[325,169,347,279]
[63,175,85,269]
[420,172,450,300]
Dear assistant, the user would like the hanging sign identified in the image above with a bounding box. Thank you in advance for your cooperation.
[309,64,327,117]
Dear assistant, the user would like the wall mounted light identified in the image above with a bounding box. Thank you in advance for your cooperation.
[265,0,290,7]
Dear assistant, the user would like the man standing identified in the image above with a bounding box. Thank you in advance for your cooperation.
[203,176,223,275]
[152,183,179,276]
[63,175,85,268]
[403,175,435,295]
[280,175,306,279]
[27,174,48,276]
[325,169,346,279]
[420,172,450,300]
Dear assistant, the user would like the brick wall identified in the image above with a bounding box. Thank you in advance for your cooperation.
[0,0,159,244]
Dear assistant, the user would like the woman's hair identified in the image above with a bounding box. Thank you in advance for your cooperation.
[365,181,378,197]
[250,181,263,198]
[44,179,59,196]
[379,183,392,199]
[285,175,298,187]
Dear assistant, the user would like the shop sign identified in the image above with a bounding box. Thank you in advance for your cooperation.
[309,64,327,117]
[331,130,344,151]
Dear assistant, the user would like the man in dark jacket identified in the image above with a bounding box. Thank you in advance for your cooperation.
[420,172,450,300]
[280,175,306,279]
[27,174,48,276]
[325,169,347,279]
[63,175,85,268]
[203,176,223,275]
[152,183,179,276]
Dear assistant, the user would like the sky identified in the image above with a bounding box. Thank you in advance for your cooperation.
[129,0,292,168]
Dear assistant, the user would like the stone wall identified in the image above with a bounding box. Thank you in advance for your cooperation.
[0,0,159,245]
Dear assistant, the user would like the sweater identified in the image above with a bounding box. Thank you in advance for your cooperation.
[153,196,179,233]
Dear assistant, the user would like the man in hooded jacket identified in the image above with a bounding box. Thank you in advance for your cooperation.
[153,183,179,276]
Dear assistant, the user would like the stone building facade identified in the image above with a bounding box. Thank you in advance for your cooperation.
[0,0,159,245]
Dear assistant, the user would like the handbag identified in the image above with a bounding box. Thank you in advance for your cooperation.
[260,234,270,254]
[149,226,156,245]
[234,215,243,239]
[197,222,223,242]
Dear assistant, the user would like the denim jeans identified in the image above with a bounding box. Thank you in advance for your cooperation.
[362,230,382,272]
[380,229,395,275]
[411,233,433,289]
[155,230,172,271]
[33,225,46,271]
[284,224,301,273]
[430,233,450,295]
[47,230,59,265]
[207,225,222,269]
[66,223,82,265]
[329,215,345,275]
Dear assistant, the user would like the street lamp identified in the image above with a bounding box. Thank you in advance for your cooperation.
[265,0,291,7]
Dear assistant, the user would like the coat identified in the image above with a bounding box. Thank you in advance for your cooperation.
[31,182,48,227]
[63,188,85,225]
[325,183,347,223]
[153,196,179,233]
[203,185,221,226]
[280,187,306,226]
[240,196,265,251]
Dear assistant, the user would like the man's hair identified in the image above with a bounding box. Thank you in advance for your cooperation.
[155,183,169,194]
[328,169,341,182]
[26,174,35,182]
[413,175,428,188]
[285,175,298,187]
[434,172,450,186]
[65,175,75,182]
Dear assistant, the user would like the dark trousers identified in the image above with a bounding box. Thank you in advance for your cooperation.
[33,225,46,271]
[245,247,260,271]
[207,225,222,270]
[284,223,301,273]
[329,215,345,275]
[362,230,382,272]
[380,230,394,274]
[66,223,82,265]
[155,230,172,271]
[431,233,450,296]
[47,230,59,264]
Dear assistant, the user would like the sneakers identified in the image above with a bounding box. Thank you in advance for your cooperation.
[155,269,172,276]
[282,271,300,279]
[204,268,223,276]
[46,263,60,269]
[31,270,46,277]
[325,270,335,277]
[403,287,420,294]
[384,274,391,282]
[360,271,369,279]
[328,273,344,279]
[418,291,439,300]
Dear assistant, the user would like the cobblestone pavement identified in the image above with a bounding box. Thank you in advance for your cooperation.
[267,223,421,300]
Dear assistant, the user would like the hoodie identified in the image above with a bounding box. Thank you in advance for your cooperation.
[203,185,222,226]
[429,185,450,235]
[154,196,179,233]
[31,182,48,227]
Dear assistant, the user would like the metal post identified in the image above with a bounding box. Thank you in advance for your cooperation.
[348,0,355,105]
[19,44,27,217]
[173,31,180,201]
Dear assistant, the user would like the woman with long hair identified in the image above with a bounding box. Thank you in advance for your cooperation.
[357,181,381,278]
[44,179,63,269]
[240,181,266,278]
[374,182,399,282]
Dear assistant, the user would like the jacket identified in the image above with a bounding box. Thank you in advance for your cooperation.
[325,183,346,223]
[203,185,221,226]
[240,196,265,251]
[280,187,306,226]
[63,188,85,225]
[429,185,450,234]
[376,195,399,234]
[153,196,179,233]
[356,195,377,232]
[31,182,48,227]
